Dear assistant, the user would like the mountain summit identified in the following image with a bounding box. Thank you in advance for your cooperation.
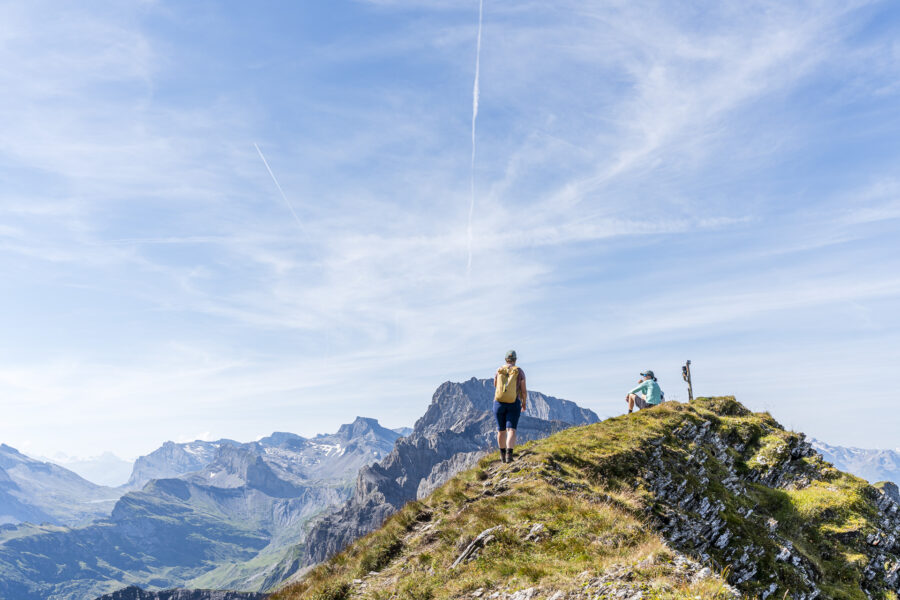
[297,379,600,570]
[336,417,399,442]
[274,397,900,600]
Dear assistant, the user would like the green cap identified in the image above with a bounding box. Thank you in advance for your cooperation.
[506,350,517,361]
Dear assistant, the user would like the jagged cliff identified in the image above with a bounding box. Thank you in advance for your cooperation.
[272,397,900,600]
[296,378,600,571]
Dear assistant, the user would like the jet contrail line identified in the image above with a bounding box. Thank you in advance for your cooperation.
[466,0,484,277]
[254,143,305,232]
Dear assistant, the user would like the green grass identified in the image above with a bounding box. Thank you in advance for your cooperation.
[272,398,899,600]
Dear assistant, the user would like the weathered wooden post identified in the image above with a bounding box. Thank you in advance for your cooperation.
[682,360,694,402]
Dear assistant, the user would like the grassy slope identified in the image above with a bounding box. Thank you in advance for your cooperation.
[272,398,896,600]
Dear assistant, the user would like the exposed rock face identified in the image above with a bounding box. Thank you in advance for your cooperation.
[299,378,599,568]
[811,438,900,485]
[881,481,900,503]
[94,586,267,600]
[0,443,122,526]
[612,399,900,599]
[416,450,485,500]
[415,378,597,435]
[125,440,239,491]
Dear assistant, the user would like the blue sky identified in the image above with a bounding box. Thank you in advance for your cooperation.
[1,0,899,460]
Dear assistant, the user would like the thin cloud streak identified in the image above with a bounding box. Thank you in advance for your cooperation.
[254,143,305,233]
[466,0,484,277]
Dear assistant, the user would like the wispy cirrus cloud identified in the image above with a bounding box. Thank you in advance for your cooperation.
[1,0,899,457]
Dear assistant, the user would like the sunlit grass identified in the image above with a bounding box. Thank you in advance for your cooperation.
[271,398,896,600]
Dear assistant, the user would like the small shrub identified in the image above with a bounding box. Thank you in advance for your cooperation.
[357,537,403,575]
[309,581,350,600]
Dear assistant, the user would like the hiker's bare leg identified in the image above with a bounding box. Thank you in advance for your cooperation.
[627,394,636,412]
[506,429,517,450]
[497,431,507,449]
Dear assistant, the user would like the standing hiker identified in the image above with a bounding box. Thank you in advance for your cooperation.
[626,370,663,413]
[493,350,527,463]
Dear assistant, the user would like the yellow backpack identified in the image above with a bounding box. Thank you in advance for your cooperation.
[494,366,519,403]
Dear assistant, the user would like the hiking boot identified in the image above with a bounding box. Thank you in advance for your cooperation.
[500,449,508,463]
[506,449,514,463]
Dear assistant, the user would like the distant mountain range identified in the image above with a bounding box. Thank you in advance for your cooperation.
[0,444,122,527]
[811,439,900,484]
[2,386,896,600]
[39,452,134,488]
[0,417,402,600]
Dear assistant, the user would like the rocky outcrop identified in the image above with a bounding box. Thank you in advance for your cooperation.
[94,586,267,600]
[595,399,900,599]
[880,481,900,503]
[299,378,599,568]
[416,450,486,500]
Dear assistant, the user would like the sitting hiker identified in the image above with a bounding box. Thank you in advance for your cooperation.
[626,370,663,413]
[493,350,527,463]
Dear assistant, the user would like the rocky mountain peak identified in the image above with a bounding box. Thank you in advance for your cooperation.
[298,379,599,568]
[335,416,389,440]
[125,439,236,490]
[256,432,306,449]
[415,378,599,435]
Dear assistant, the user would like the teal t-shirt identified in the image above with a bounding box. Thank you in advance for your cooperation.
[628,379,662,405]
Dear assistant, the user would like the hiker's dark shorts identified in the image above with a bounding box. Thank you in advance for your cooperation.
[493,399,521,431]
[631,394,659,410]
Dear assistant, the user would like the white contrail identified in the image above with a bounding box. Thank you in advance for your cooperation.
[466,0,484,277]
[254,143,304,231]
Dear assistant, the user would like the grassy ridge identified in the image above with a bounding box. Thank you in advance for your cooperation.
[272,398,897,600]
